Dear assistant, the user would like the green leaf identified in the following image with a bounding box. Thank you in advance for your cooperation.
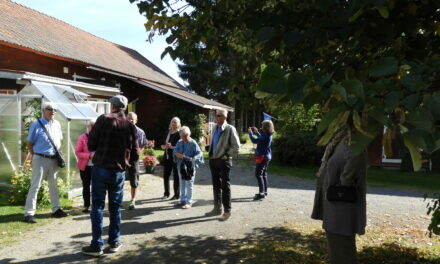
[401,74,427,92]
[407,108,434,132]
[402,93,419,110]
[342,79,364,105]
[256,27,276,41]
[287,72,308,104]
[369,57,398,78]
[424,94,440,121]
[403,134,422,171]
[318,73,333,87]
[257,63,287,94]
[317,106,345,136]
[385,91,403,110]
[369,108,387,125]
[377,6,389,18]
[331,84,347,103]
[351,131,374,156]
[317,110,350,146]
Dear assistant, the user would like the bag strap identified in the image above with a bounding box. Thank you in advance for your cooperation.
[37,119,61,155]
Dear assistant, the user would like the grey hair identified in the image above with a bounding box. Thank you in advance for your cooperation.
[179,126,191,136]
[216,108,228,117]
[41,101,58,111]
[127,112,138,120]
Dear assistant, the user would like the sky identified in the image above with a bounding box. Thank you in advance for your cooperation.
[12,0,185,85]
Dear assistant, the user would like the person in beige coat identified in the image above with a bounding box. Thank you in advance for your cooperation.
[311,130,367,264]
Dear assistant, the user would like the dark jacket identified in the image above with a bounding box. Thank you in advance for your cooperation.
[311,140,367,236]
[88,111,139,170]
[163,131,180,161]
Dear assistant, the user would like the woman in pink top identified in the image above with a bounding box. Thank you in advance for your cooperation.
[75,121,95,213]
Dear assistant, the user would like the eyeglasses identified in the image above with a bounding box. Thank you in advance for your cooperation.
[45,108,57,112]
[216,115,224,118]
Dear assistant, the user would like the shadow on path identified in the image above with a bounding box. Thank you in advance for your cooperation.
[3,225,439,264]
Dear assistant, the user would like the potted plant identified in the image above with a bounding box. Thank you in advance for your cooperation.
[142,141,158,173]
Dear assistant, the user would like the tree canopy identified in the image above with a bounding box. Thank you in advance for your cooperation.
[131,0,440,234]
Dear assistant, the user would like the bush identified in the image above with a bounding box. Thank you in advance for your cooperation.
[272,131,324,167]
[8,161,69,206]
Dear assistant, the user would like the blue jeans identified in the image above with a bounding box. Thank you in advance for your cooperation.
[178,166,195,205]
[90,167,125,248]
[255,159,270,195]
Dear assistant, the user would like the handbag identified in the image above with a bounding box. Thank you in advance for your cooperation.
[326,185,357,203]
[254,154,265,164]
[37,119,66,168]
[180,159,194,180]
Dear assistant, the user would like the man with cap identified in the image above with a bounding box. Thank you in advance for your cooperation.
[24,101,68,223]
[82,95,139,256]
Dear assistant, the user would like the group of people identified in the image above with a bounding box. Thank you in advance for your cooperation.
[22,94,367,263]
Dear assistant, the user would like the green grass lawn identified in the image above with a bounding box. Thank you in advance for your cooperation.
[264,159,440,192]
[0,191,72,248]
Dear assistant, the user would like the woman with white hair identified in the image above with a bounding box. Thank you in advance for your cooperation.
[75,120,95,213]
[173,126,204,209]
[160,117,181,199]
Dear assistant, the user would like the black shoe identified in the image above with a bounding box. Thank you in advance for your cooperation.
[82,244,103,257]
[24,215,37,223]
[204,208,222,216]
[253,194,266,201]
[82,208,89,213]
[109,242,123,253]
[52,209,68,218]
[170,195,179,200]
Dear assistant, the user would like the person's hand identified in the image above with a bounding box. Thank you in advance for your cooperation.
[175,152,184,159]
[248,127,252,133]
[166,142,172,148]
[161,144,166,150]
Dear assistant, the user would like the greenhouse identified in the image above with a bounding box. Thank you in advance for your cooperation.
[0,79,107,195]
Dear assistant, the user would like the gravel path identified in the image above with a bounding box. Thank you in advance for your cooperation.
[0,161,431,264]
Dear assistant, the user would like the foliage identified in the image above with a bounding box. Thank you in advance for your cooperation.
[8,161,69,206]
[21,98,42,152]
[272,132,324,167]
[267,103,320,136]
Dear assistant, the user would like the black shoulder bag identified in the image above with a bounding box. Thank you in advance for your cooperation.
[37,119,66,168]
[326,185,357,203]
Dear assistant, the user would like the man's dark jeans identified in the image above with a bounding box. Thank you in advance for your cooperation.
[91,166,124,248]
[209,158,232,213]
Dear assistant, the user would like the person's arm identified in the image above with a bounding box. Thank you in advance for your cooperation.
[27,142,34,155]
[75,135,90,160]
[87,115,104,152]
[173,141,184,161]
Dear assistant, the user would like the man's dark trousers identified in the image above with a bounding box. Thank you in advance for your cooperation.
[209,158,232,213]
